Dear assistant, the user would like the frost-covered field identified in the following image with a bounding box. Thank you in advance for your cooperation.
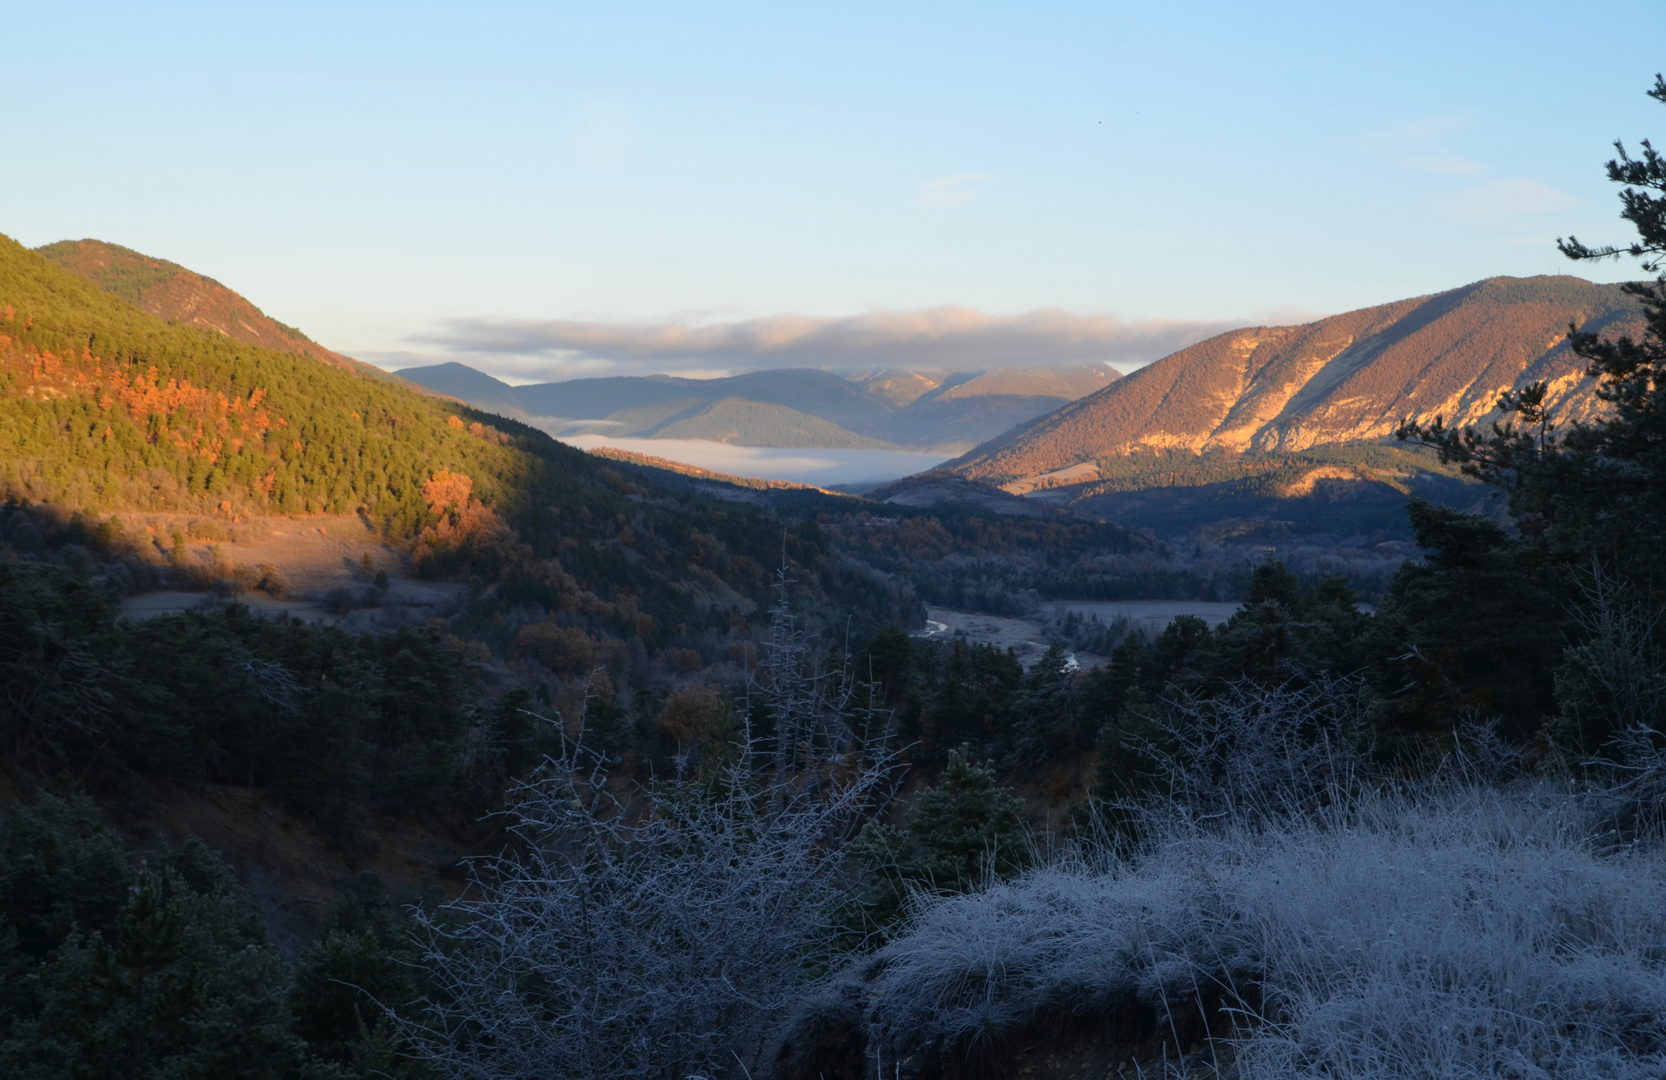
[849,784,1666,1079]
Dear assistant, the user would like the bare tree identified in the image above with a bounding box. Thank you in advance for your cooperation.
[750,566,891,775]
[404,597,897,1080]
[1119,675,1375,832]
[1555,559,1666,755]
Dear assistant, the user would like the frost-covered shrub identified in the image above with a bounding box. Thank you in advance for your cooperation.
[784,675,1666,1079]
[847,784,1666,1079]
[409,581,902,1080]
[857,856,1224,1074]
[1220,786,1666,1079]
[1588,723,1666,847]
[1118,675,1376,832]
[405,746,891,1080]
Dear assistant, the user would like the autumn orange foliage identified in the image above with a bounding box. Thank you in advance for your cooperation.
[7,347,282,465]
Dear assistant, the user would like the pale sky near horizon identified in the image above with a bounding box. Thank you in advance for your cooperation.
[5,2,1665,380]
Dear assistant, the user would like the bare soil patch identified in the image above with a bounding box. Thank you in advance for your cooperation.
[113,512,467,628]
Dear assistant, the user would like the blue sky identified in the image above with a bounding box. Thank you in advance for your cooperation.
[5,1,1664,379]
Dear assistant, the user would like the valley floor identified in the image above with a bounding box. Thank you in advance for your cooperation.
[919,599,1244,670]
[917,604,1102,670]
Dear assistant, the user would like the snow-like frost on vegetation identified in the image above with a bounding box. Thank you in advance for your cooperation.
[406,748,893,1080]
[852,681,1666,1079]
[408,622,1666,1080]
[405,587,898,1080]
[868,784,1666,1078]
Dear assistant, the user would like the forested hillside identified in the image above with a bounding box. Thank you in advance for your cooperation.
[3,233,521,524]
[0,233,920,643]
[35,239,393,381]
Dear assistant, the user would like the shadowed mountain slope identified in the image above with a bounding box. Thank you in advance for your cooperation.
[928,365,1117,402]
[952,276,1643,489]
[891,364,1119,447]
[36,239,397,383]
[853,368,944,406]
[525,368,886,434]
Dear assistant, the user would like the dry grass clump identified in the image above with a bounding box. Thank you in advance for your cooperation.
[847,788,1666,1079]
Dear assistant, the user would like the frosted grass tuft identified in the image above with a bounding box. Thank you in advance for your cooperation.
[845,680,1666,1079]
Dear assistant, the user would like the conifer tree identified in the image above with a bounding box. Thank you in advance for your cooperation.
[854,748,1028,926]
[0,840,305,1080]
[1402,75,1666,579]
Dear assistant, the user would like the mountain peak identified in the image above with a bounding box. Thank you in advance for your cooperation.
[35,238,394,382]
[950,275,1644,490]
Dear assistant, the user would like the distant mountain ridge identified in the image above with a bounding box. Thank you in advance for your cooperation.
[654,398,903,449]
[950,276,1644,492]
[36,239,398,384]
[397,362,1118,450]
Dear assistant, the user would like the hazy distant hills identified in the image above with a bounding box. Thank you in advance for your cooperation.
[951,276,1643,493]
[35,239,399,384]
[396,362,1118,450]
[652,398,903,449]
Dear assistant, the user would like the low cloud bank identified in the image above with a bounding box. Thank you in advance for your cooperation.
[413,307,1237,380]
